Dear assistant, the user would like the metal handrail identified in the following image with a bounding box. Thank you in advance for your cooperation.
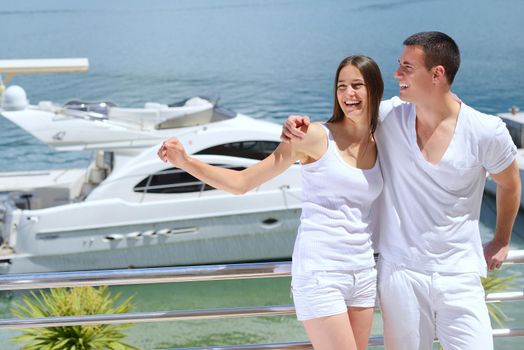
[1,249,522,291]
[2,290,524,329]
[173,341,315,350]
[0,305,296,330]
[0,250,524,329]
[1,251,523,347]
[486,291,524,303]
[166,328,524,350]
[0,261,291,291]
[504,249,524,264]
[172,341,315,350]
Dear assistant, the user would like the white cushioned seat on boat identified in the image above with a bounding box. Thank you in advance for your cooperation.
[108,97,214,128]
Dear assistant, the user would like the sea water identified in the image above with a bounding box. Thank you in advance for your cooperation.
[1,0,523,349]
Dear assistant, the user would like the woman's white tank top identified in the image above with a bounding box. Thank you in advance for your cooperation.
[292,123,383,275]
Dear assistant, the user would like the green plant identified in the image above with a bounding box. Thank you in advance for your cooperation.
[11,286,139,350]
[481,272,518,326]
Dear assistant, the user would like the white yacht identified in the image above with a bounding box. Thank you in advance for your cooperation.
[0,59,302,274]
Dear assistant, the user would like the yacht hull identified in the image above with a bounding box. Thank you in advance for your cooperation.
[0,209,300,274]
[0,94,303,274]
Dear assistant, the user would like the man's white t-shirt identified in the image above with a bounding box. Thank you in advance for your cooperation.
[375,97,517,276]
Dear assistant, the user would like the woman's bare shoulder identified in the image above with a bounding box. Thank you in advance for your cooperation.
[294,121,328,159]
[306,122,327,138]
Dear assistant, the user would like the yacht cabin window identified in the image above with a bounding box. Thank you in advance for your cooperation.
[133,165,245,194]
[195,141,278,160]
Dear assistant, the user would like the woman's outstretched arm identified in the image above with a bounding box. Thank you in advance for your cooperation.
[158,123,322,195]
[158,139,297,195]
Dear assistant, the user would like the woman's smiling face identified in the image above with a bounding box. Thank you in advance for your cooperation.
[336,64,369,122]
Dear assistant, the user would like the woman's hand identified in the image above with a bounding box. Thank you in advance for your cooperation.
[157,138,189,167]
[280,115,311,143]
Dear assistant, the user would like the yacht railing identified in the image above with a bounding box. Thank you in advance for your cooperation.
[1,250,523,348]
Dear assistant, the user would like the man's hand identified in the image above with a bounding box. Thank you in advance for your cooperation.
[280,115,311,143]
[483,238,510,271]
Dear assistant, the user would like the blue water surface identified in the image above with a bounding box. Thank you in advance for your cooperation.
[1,0,523,170]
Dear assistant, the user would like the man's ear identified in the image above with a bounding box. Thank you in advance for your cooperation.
[432,65,446,84]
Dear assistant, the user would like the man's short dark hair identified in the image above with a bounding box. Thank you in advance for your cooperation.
[403,31,460,85]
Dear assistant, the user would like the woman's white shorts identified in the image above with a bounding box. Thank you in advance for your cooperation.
[291,268,377,321]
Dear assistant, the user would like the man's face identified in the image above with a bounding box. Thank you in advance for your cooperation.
[394,45,434,103]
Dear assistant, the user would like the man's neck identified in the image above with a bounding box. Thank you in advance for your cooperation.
[415,92,461,129]
[413,91,462,164]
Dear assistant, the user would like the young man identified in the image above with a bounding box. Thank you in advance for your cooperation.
[281,32,521,350]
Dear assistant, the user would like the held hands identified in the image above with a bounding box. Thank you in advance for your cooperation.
[280,115,311,143]
[157,138,189,167]
[483,238,510,271]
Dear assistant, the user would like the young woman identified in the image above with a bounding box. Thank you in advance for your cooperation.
[157,55,384,350]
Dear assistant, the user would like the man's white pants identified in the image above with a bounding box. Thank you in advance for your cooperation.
[378,259,493,350]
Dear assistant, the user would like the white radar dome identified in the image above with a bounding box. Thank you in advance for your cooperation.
[2,85,29,111]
